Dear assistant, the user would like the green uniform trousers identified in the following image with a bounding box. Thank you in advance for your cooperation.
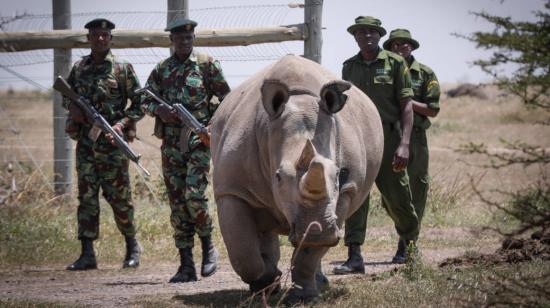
[344,123,420,245]
[407,127,430,225]
[76,135,136,241]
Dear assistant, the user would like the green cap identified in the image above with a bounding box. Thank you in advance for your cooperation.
[347,16,386,36]
[84,18,115,30]
[165,18,198,32]
[383,28,420,50]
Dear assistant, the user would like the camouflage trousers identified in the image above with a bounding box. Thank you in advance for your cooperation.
[344,123,419,245]
[161,133,213,249]
[75,134,136,240]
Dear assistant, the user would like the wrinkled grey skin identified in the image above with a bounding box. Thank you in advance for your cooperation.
[211,55,383,304]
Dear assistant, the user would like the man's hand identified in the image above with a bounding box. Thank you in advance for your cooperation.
[105,123,124,145]
[198,132,210,147]
[69,103,86,123]
[155,104,179,124]
[392,143,409,172]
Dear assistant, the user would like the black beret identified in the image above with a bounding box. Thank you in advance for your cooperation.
[84,18,115,30]
[165,18,197,32]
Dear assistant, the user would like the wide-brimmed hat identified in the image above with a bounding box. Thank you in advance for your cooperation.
[383,28,420,50]
[347,16,387,36]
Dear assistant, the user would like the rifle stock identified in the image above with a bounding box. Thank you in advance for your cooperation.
[54,76,151,177]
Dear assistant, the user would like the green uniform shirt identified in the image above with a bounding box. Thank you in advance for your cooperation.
[342,48,413,124]
[64,50,143,127]
[408,56,440,129]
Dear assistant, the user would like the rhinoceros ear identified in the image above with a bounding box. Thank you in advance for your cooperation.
[261,79,289,119]
[296,139,316,171]
[319,80,352,114]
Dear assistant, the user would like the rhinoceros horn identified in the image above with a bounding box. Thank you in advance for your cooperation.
[298,140,327,200]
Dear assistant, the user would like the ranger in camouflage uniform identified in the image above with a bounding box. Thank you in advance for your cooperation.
[64,18,144,271]
[383,28,441,262]
[334,16,419,274]
[141,18,230,283]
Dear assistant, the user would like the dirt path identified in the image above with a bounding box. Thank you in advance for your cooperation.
[0,246,479,307]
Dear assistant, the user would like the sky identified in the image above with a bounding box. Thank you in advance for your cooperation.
[0,0,546,90]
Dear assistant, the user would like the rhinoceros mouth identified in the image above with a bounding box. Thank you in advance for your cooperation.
[289,222,341,248]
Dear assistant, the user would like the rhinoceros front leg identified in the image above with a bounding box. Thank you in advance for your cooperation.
[217,196,281,293]
[285,246,330,305]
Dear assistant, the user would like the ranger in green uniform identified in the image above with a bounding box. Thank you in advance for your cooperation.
[383,28,440,262]
[64,18,143,271]
[333,16,419,274]
[141,18,230,283]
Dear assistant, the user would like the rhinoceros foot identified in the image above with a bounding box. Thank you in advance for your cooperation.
[283,286,320,306]
[249,269,282,295]
[316,270,329,293]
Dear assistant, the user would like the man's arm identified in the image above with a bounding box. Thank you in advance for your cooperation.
[111,63,144,140]
[394,97,413,171]
[206,59,231,115]
[393,59,414,172]
[413,67,440,117]
[118,63,144,127]
[411,100,438,117]
[139,65,179,124]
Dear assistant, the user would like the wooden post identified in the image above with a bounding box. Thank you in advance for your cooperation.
[52,0,72,195]
[304,0,323,64]
[167,0,188,54]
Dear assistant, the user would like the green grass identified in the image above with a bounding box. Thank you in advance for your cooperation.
[126,259,550,307]
[316,260,550,307]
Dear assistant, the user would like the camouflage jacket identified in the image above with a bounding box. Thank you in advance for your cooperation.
[63,50,143,140]
[141,49,230,139]
[408,56,440,129]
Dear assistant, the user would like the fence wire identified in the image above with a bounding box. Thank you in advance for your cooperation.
[0,4,305,195]
[0,5,300,67]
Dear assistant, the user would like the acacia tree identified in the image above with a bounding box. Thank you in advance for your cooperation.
[456,4,550,306]
[458,1,550,237]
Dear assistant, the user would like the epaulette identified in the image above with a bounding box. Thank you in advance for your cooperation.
[418,62,434,75]
[195,51,213,65]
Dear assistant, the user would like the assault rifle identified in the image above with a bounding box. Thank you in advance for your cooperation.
[53,76,151,177]
[135,86,209,145]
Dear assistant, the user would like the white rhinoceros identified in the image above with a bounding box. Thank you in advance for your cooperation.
[210,55,383,304]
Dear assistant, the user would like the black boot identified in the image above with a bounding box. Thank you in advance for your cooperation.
[392,239,419,264]
[200,235,219,277]
[66,239,97,271]
[333,244,365,274]
[392,239,407,264]
[122,236,141,269]
[169,248,197,283]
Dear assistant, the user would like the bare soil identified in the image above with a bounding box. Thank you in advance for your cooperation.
[0,239,480,307]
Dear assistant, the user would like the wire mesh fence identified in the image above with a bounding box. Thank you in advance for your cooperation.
[0,4,305,199]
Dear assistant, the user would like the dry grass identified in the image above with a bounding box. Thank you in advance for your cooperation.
[1,85,549,306]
